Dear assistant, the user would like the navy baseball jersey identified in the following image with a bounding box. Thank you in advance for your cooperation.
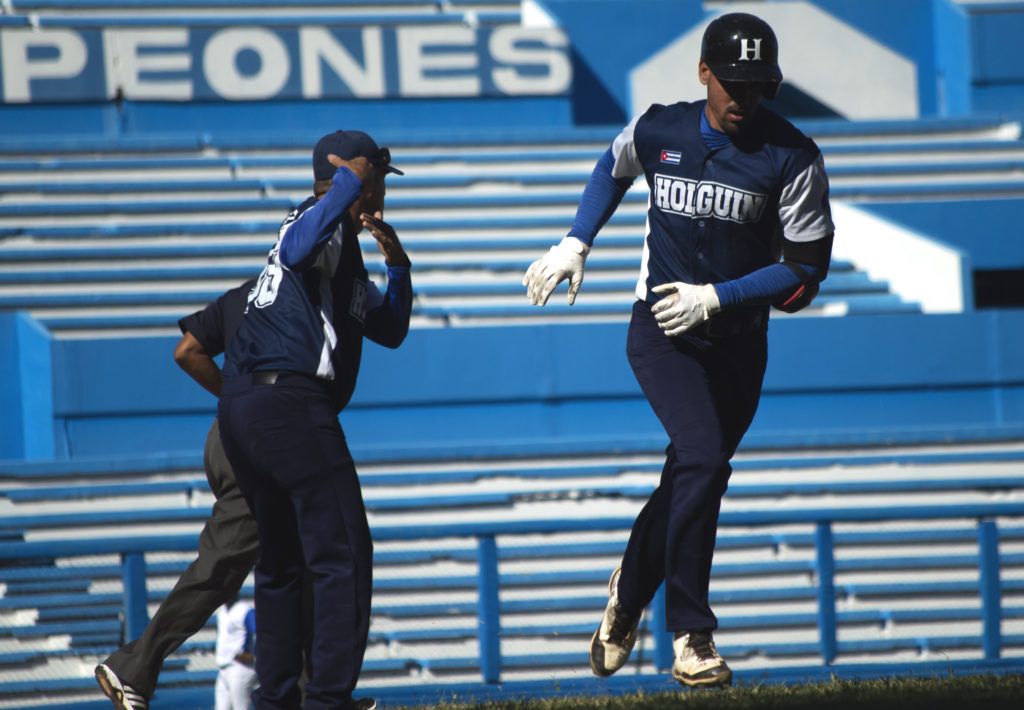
[224,168,411,410]
[612,101,832,302]
[569,100,833,314]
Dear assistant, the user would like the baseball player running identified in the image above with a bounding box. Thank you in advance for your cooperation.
[524,13,833,687]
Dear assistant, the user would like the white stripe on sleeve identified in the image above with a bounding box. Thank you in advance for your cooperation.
[610,115,644,179]
[778,154,834,242]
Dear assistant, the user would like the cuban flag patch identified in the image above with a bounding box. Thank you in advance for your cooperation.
[660,149,681,165]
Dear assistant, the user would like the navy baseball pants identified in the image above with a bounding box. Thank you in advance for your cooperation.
[218,373,372,710]
[617,300,767,632]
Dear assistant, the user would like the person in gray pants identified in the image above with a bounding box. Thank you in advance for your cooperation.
[95,281,260,710]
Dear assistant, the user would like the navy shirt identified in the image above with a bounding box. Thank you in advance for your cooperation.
[570,101,833,312]
[224,167,412,410]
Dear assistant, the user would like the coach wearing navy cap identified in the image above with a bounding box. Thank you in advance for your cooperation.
[218,130,411,710]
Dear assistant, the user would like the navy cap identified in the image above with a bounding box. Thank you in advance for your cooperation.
[312,130,404,181]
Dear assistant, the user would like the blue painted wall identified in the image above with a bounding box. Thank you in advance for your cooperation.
[862,199,1024,270]
[2,0,1020,138]
[968,2,1024,115]
[805,0,944,115]
[0,314,24,457]
[49,310,1024,461]
[0,312,54,459]
[535,0,704,125]
[932,0,973,116]
[119,98,575,136]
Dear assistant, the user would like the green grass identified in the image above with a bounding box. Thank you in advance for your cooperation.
[408,674,1024,710]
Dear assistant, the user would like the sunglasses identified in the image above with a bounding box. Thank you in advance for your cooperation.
[374,146,392,166]
[369,146,404,175]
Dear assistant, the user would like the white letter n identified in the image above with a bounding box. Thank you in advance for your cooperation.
[299,27,384,99]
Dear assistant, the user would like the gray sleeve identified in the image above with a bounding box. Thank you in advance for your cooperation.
[778,154,833,242]
[609,115,644,179]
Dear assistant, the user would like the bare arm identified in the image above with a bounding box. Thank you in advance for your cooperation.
[173,332,222,397]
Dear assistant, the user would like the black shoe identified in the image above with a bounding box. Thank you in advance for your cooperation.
[95,664,149,710]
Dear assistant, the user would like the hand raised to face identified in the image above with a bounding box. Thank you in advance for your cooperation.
[327,153,375,183]
[361,211,410,268]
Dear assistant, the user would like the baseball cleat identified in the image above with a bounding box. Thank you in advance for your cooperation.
[95,664,149,710]
[672,630,732,687]
[353,698,377,710]
[588,567,640,676]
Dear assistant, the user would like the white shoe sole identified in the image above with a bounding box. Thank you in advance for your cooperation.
[588,627,617,677]
[588,567,637,677]
[95,664,146,710]
[673,666,733,688]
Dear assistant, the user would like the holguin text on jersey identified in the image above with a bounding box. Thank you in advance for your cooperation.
[653,174,768,224]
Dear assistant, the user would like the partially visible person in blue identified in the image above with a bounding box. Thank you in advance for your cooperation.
[218,130,412,710]
[524,13,833,689]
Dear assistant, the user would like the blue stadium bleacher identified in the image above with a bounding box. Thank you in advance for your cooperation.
[8,123,995,335]
[4,95,1019,696]
[2,443,1024,706]
[4,0,1024,707]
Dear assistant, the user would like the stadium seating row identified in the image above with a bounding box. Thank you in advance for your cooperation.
[19,119,1021,333]
[2,487,1022,706]
[5,471,1024,513]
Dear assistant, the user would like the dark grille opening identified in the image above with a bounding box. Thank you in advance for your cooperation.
[974,269,1024,308]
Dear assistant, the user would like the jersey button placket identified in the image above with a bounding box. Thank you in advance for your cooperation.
[695,154,715,280]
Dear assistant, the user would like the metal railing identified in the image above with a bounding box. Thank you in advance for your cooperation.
[2,501,1024,685]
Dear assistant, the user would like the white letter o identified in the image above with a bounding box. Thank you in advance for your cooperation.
[203,28,289,99]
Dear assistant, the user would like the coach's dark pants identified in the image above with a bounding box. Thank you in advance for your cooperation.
[103,419,261,699]
[219,373,372,710]
[617,300,767,633]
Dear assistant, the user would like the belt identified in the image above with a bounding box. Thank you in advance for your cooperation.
[253,370,282,385]
[252,370,323,388]
[250,370,334,397]
[698,308,767,339]
[252,370,320,385]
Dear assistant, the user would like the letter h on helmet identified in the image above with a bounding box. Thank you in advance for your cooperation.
[700,12,783,100]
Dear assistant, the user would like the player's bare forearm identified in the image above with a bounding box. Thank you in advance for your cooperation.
[173,332,223,397]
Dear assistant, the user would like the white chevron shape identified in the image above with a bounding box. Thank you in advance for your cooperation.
[630,1,919,120]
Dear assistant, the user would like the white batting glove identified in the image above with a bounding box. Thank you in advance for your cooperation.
[522,236,590,306]
[650,282,721,336]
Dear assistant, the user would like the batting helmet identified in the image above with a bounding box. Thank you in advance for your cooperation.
[701,12,782,99]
